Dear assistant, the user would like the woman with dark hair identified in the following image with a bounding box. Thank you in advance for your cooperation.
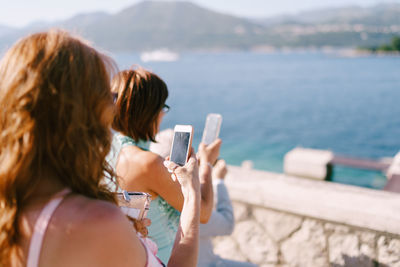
[110,67,221,263]
[0,30,201,267]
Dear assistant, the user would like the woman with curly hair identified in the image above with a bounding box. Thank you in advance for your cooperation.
[0,30,201,267]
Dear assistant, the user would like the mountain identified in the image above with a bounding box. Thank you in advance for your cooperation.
[68,1,268,51]
[1,1,400,52]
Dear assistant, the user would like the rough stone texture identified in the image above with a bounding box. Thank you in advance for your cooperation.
[210,204,400,266]
[233,220,279,264]
[324,223,350,235]
[358,231,376,246]
[253,207,302,242]
[377,236,400,267]
[213,236,248,262]
[359,245,376,267]
[328,233,376,267]
[232,201,251,222]
[328,233,359,265]
[281,219,328,267]
[359,231,377,266]
[227,165,400,236]
[209,192,400,266]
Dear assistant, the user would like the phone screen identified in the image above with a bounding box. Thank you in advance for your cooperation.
[202,114,222,145]
[171,131,191,166]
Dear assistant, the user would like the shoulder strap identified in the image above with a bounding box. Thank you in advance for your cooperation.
[138,237,165,267]
[27,188,71,267]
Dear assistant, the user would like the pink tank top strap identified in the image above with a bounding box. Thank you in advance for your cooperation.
[27,188,71,267]
[138,236,165,267]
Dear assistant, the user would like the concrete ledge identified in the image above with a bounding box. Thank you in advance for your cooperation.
[225,165,400,236]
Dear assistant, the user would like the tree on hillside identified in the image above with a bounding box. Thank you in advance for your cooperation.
[363,36,400,52]
[391,36,400,51]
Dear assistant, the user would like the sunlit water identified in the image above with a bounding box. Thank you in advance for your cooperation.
[113,51,400,190]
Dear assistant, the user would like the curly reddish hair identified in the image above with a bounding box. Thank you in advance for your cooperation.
[0,30,118,265]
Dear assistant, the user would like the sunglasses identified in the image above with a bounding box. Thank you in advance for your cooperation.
[162,104,170,113]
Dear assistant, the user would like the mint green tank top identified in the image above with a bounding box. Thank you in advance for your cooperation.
[110,132,181,263]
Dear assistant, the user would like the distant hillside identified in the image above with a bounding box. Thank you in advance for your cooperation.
[1,1,400,52]
[254,3,400,48]
[257,4,400,26]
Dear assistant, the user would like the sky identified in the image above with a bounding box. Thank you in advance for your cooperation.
[1,0,400,28]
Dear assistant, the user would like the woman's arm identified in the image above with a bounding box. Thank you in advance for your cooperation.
[200,159,234,237]
[199,181,234,237]
[164,154,201,267]
[116,140,221,223]
[196,139,222,223]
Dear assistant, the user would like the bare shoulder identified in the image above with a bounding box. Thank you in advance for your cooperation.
[64,195,135,235]
[142,150,165,170]
[69,195,125,222]
[115,145,174,198]
[114,147,184,212]
[49,195,146,267]
[139,150,172,184]
[120,145,162,167]
[118,146,165,179]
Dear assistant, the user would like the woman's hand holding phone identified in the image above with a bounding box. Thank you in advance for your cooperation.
[198,138,222,166]
[164,151,200,194]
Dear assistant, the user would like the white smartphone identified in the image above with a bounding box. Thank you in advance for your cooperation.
[170,125,193,166]
[201,113,222,145]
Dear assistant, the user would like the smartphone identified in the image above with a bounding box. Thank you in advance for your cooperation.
[170,125,193,166]
[201,113,222,145]
[117,191,151,220]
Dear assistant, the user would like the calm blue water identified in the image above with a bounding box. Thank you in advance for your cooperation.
[113,51,400,190]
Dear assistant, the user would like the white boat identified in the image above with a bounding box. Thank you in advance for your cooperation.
[140,49,179,62]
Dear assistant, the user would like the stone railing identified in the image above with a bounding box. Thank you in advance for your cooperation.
[212,166,400,267]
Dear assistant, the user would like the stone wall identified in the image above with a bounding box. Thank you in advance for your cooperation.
[212,166,400,267]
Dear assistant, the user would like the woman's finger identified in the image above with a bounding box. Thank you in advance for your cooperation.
[187,155,197,165]
[209,138,222,149]
[163,160,179,172]
[198,142,205,149]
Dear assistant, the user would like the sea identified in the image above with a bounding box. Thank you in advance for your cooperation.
[113,51,400,190]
